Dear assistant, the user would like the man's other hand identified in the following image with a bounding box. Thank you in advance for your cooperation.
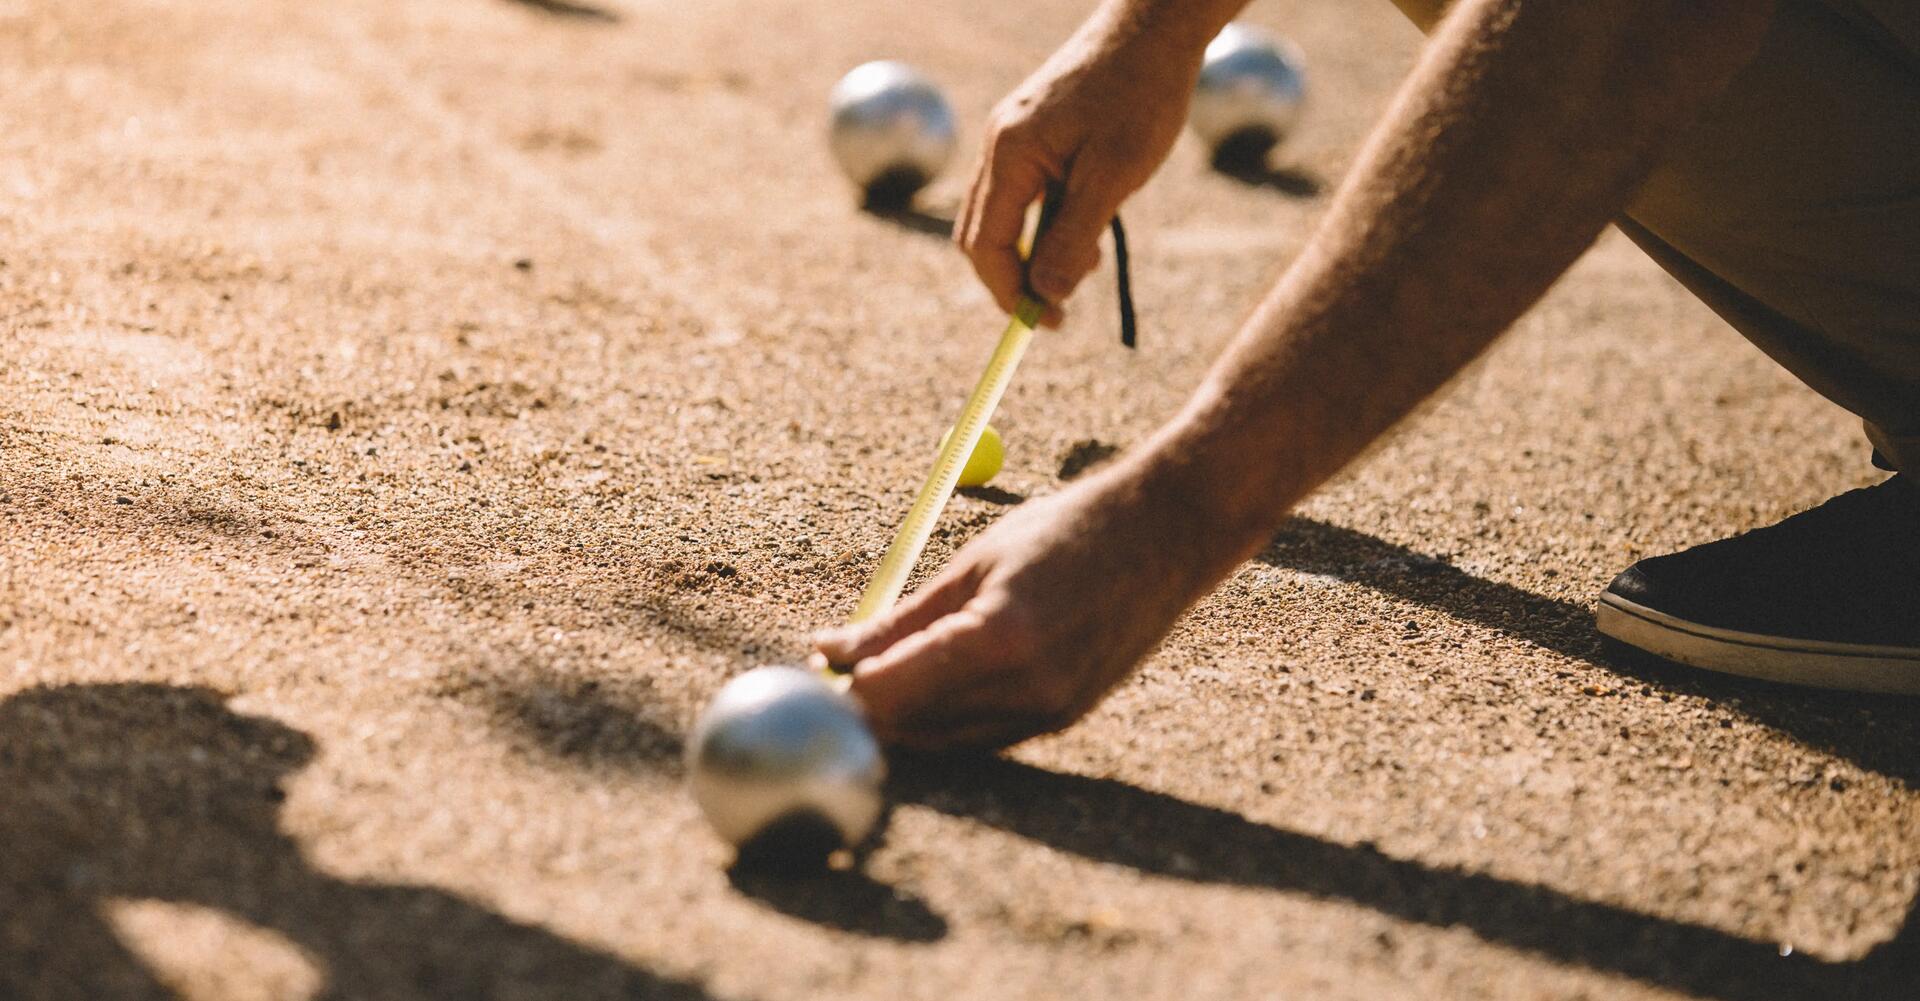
[956,13,1207,326]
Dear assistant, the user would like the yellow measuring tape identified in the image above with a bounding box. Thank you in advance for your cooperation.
[848,295,1044,625]
[817,197,1061,684]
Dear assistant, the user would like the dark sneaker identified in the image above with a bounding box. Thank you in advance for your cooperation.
[1596,475,1920,694]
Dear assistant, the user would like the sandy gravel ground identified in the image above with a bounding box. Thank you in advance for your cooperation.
[2,0,1916,998]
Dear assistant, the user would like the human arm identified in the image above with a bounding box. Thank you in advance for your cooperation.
[823,0,1776,748]
[956,0,1246,326]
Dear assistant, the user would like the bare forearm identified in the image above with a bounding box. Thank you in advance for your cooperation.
[1083,0,1248,58]
[1134,0,1772,556]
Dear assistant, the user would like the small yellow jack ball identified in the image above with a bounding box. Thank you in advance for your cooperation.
[941,424,1005,488]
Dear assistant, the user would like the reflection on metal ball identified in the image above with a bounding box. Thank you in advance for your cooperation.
[828,60,957,206]
[687,665,885,867]
[1190,23,1307,165]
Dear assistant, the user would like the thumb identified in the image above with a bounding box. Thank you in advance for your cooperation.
[812,564,980,667]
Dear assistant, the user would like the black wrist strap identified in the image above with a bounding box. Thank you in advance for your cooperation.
[1111,216,1136,349]
[1026,190,1137,350]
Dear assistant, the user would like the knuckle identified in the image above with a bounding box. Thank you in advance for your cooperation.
[987,98,1033,133]
[989,123,1044,160]
[949,605,999,643]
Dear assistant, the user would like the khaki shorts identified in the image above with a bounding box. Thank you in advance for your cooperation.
[1392,1,1920,470]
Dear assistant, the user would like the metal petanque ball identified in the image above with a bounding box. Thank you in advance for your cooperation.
[828,60,957,209]
[687,665,886,868]
[1189,23,1307,168]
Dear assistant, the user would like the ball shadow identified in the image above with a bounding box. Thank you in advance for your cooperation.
[498,0,621,23]
[474,676,953,944]
[859,203,955,240]
[724,865,947,943]
[1056,439,1120,481]
[956,485,1025,506]
[1208,138,1324,198]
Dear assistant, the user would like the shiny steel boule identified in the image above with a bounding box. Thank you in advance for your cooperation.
[687,665,885,863]
[827,60,956,203]
[1189,23,1307,161]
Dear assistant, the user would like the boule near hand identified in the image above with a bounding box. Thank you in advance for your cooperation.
[687,665,885,867]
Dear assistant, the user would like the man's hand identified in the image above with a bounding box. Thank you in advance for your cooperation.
[814,460,1256,750]
[956,2,1236,326]
[848,0,1772,750]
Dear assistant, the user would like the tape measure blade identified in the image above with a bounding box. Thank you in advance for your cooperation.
[850,308,1037,623]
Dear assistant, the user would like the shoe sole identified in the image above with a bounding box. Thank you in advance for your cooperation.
[1597,593,1920,695]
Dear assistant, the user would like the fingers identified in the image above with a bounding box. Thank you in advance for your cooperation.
[846,607,992,730]
[812,564,979,667]
[1025,163,1116,307]
[956,134,993,271]
[847,602,1071,751]
[957,132,1048,317]
[958,137,1118,328]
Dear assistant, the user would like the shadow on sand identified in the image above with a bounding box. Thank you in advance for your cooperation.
[860,202,954,240]
[888,751,1917,1001]
[1255,515,1920,791]
[491,513,1918,996]
[724,865,947,943]
[0,683,721,1000]
[957,485,1025,506]
[24,455,1915,994]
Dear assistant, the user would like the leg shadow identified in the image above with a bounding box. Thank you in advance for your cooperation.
[890,753,1918,1001]
[0,683,722,1000]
